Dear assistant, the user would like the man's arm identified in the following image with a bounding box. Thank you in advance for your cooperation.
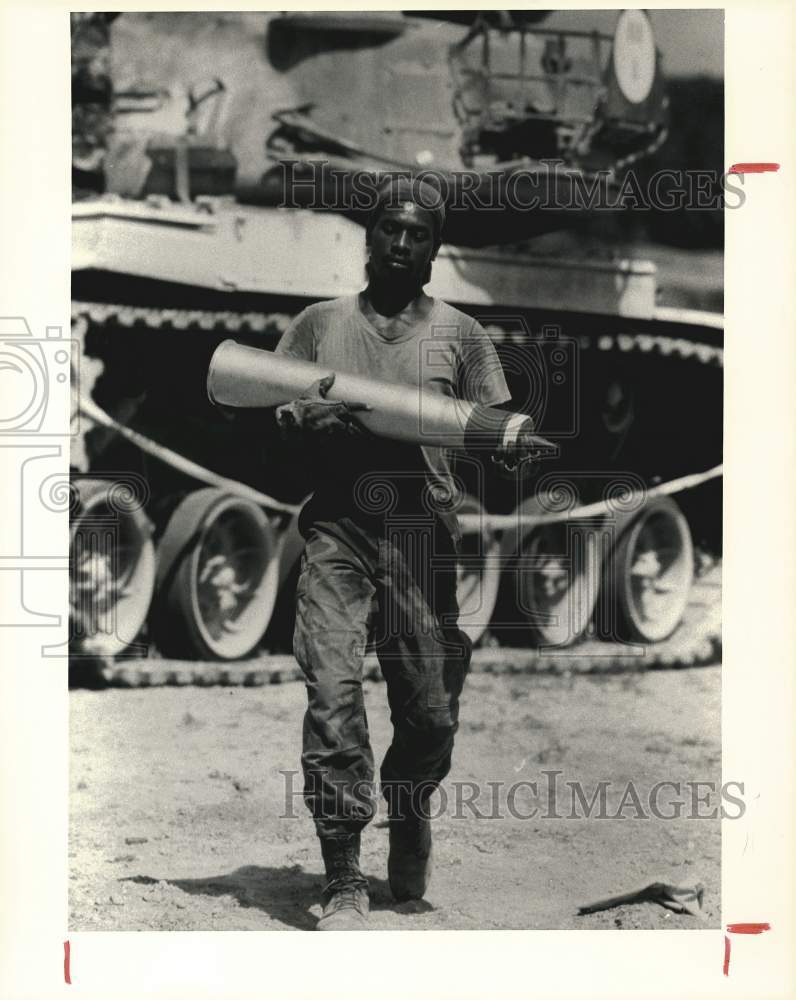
[457,319,512,408]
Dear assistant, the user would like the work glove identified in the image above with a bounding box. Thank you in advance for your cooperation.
[491,425,548,477]
[275,373,372,436]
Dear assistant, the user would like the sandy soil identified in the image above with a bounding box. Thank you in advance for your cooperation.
[70,665,720,931]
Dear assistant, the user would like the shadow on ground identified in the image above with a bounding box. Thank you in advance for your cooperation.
[123,866,434,930]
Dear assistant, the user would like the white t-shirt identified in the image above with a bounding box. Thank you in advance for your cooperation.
[276,293,511,539]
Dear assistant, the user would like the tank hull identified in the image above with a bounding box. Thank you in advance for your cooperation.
[70,199,722,663]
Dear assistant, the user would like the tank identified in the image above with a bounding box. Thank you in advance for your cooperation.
[70,11,722,668]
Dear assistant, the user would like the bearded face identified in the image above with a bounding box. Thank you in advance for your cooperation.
[366,202,437,288]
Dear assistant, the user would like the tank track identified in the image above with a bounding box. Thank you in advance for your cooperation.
[70,300,722,466]
[73,565,721,687]
[70,302,722,687]
[71,300,724,368]
[584,330,722,367]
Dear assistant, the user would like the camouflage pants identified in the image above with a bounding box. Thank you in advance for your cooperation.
[293,515,472,837]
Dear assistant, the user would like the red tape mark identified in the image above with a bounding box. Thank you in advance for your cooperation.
[64,940,71,985]
[728,163,780,174]
[724,922,771,975]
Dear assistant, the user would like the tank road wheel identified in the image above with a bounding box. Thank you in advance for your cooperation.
[154,489,279,661]
[456,495,502,645]
[607,497,695,643]
[70,478,156,657]
[517,522,602,647]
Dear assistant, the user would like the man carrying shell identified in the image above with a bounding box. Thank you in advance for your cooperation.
[275,175,535,929]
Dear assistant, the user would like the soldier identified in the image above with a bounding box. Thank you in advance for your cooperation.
[275,176,532,929]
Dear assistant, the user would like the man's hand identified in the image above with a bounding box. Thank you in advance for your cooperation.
[275,373,372,436]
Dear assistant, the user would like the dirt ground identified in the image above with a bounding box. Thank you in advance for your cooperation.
[70,664,720,931]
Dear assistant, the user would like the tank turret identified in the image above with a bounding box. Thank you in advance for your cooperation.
[91,10,668,245]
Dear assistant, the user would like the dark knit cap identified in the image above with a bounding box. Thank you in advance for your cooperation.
[366,175,446,248]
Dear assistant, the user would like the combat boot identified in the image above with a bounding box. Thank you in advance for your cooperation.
[316,833,370,931]
[388,812,433,901]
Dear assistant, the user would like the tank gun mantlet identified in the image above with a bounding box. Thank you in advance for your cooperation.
[271,11,411,38]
